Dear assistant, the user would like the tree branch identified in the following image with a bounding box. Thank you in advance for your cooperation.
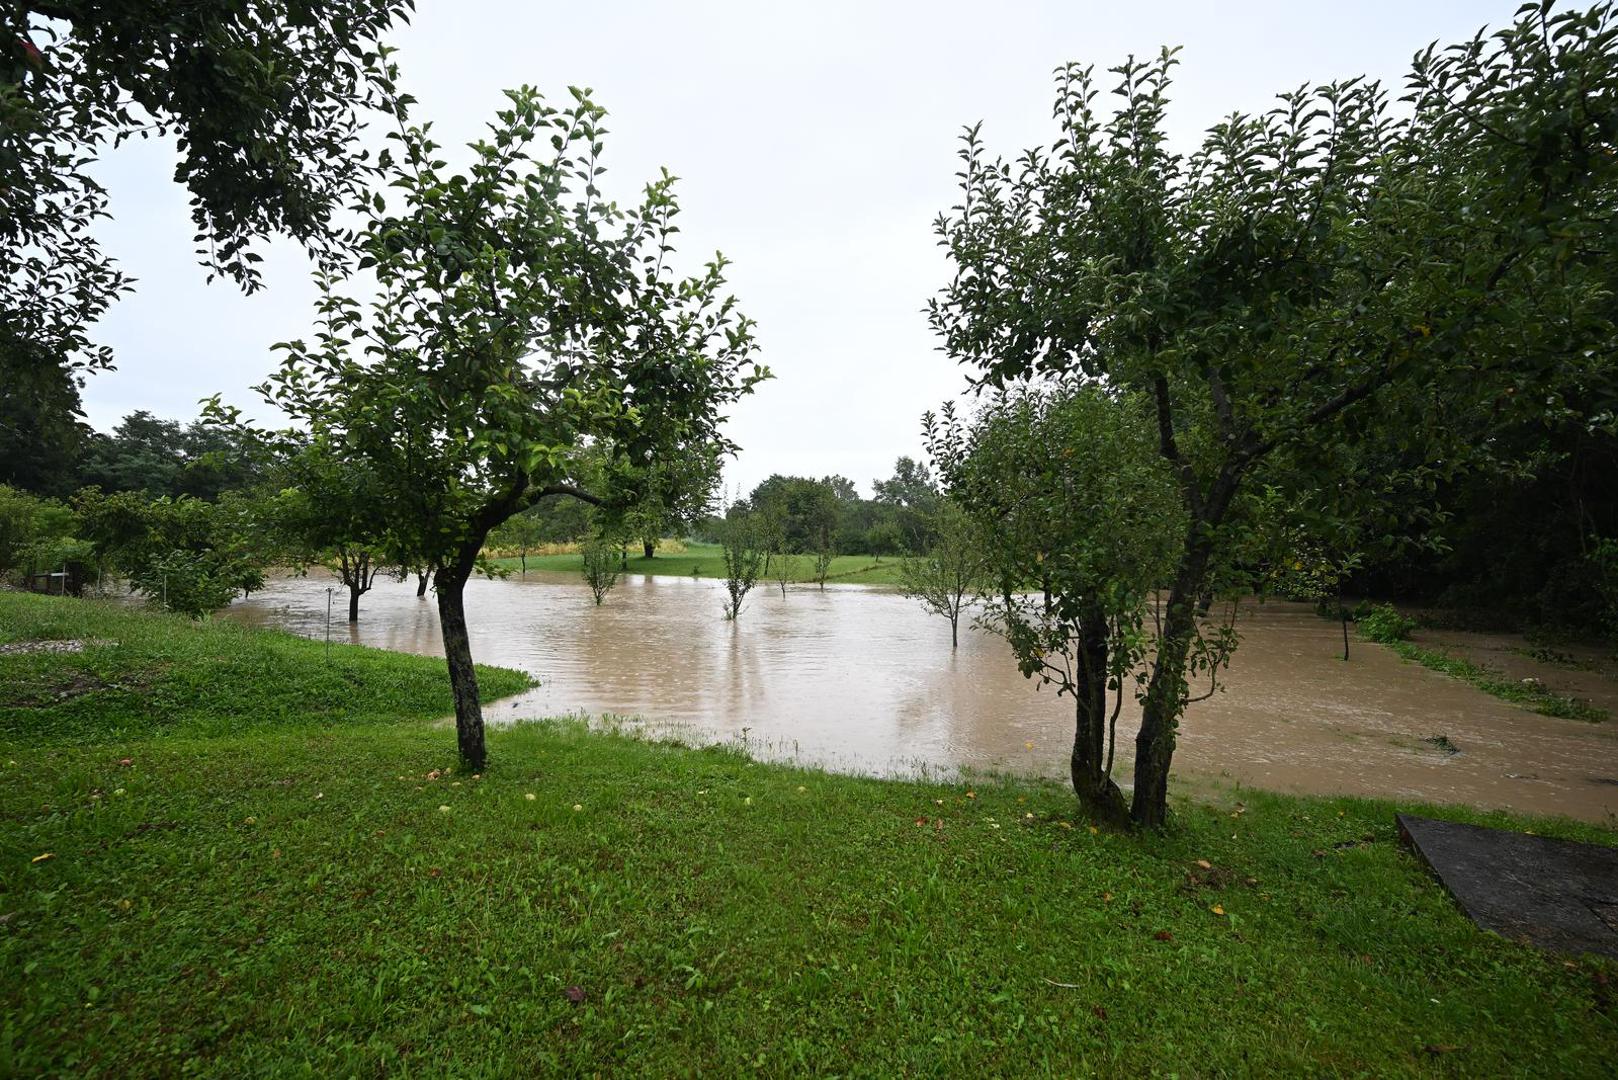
[1153,375,1204,518]
[534,482,604,508]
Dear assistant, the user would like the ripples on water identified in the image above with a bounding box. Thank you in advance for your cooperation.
[225,571,1618,822]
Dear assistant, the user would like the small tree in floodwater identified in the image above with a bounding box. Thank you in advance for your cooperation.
[624,449,723,560]
[720,512,764,620]
[812,543,835,590]
[1246,492,1365,662]
[264,447,392,623]
[809,484,839,589]
[333,546,382,623]
[239,71,765,771]
[755,495,786,580]
[490,511,546,576]
[771,545,796,598]
[898,500,988,649]
[581,537,620,605]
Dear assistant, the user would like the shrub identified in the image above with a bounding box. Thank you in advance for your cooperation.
[580,538,620,606]
[719,513,764,620]
[1357,603,1416,643]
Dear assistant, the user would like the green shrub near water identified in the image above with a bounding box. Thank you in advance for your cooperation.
[579,537,621,605]
[1357,602,1417,643]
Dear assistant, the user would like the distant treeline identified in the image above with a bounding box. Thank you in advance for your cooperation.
[486,458,946,561]
[2,400,265,502]
[5,394,1616,635]
[710,459,943,558]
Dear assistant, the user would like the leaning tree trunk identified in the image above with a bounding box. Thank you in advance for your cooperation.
[435,565,487,772]
[1130,536,1217,828]
[416,571,430,597]
[1072,608,1127,823]
[1129,442,1246,830]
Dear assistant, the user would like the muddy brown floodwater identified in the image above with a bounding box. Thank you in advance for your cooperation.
[224,572,1618,824]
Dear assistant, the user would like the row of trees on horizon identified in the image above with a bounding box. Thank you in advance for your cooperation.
[0,419,956,615]
[7,386,1612,640]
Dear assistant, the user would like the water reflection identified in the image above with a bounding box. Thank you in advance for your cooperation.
[225,571,1618,823]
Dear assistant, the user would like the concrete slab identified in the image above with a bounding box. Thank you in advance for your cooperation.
[1398,814,1618,959]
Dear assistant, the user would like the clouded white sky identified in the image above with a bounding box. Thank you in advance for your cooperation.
[82,0,1505,497]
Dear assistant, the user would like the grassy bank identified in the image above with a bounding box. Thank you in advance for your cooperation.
[1352,604,1608,722]
[0,592,534,743]
[1381,639,1608,722]
[490,540,910,587]
[2,595,1615,1076]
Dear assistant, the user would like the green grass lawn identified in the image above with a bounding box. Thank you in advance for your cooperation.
[2,593,1615,1076]
[492,541,911,587]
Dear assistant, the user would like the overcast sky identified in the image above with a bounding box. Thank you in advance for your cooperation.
[83,0,1507,498]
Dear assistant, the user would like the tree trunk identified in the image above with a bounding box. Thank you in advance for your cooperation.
[435,566,486,772]
[520,552,527,576]
[416,571,430,597]
[1130,539,1215,828]
[950,614,959,649]
[342,550,370,622]
[643,539,656,560]
[1129,442,1247,830]
[1072,609,1127,823]
[1339,584,1349,661]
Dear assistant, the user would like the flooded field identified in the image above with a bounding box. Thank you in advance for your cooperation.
[225,572,1618,823]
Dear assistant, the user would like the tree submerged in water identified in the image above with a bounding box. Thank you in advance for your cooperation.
[581,538,621,605]
[897,500,989,650]
[719,512,765,621]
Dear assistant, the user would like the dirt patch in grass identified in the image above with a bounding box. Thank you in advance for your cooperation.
[0,638,116,657]
[2,670,120,708]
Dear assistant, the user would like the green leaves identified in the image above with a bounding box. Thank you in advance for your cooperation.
[3,1,413,384]
[256,80,762,588]
[931,3,1618,824]
[933,387,1183,701]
